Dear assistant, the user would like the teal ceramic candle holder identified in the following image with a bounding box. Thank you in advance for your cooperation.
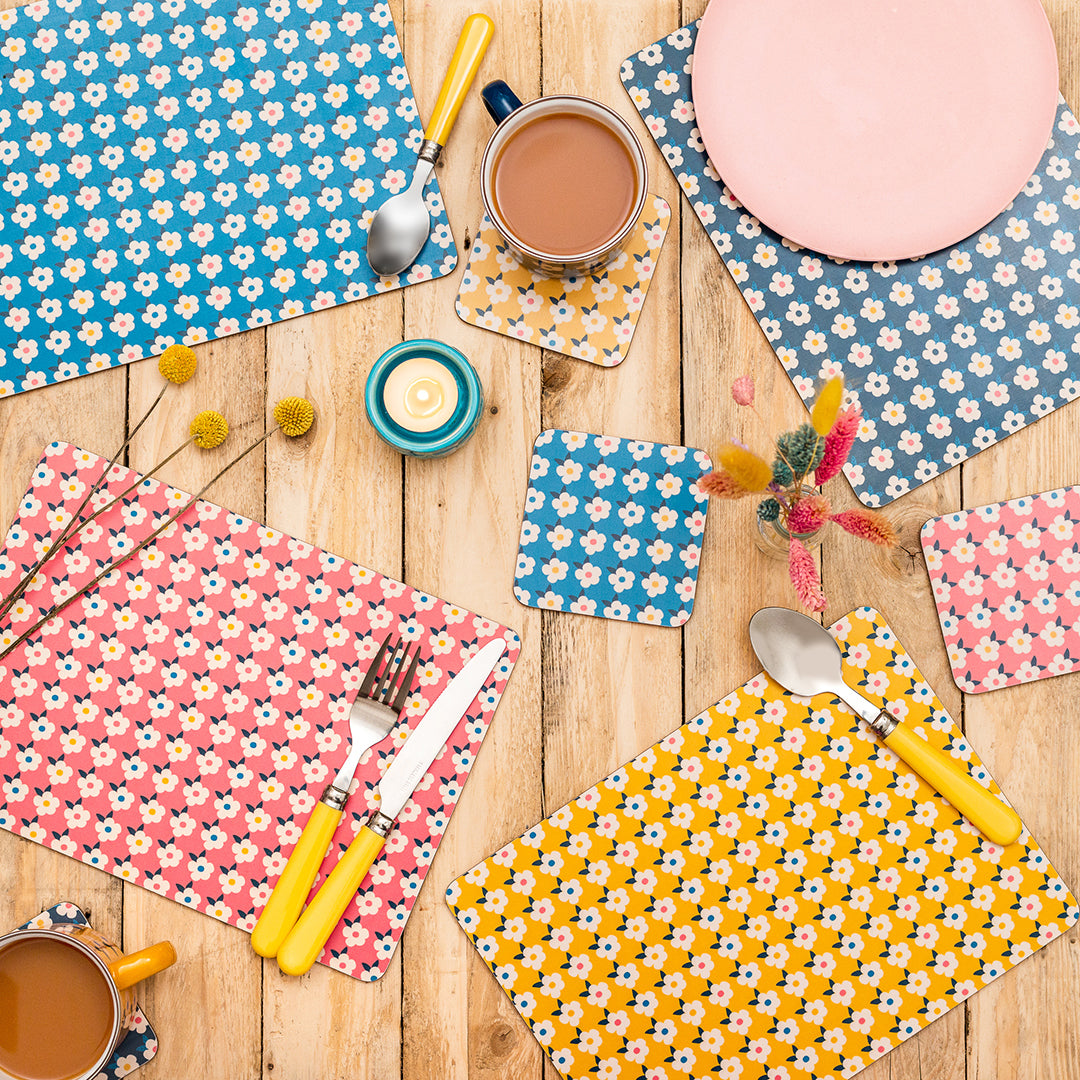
[365,339,484,458]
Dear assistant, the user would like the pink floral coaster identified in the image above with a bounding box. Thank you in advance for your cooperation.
[921,487,1080,692]
[0,443,520,981]
[455,195,671,367]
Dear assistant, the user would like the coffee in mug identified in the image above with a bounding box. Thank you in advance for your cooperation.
[480,81,649,276]
[491,111,640,259]
[0,925,176,1080]
[0,936,114,1080]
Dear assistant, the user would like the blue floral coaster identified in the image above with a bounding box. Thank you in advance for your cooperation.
[622,25,1080,507]
[15,903,158,1078]
[514,429,711,626]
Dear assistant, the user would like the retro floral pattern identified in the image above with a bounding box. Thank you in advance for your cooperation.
[514,429,711,626]
[0,0,456,398]
[922,487,1080,693]
[15,902,158,1078]
[455,196,671,367]
[0,443,519,981]
[448,608,1077,1080]
[622,24,1080,507]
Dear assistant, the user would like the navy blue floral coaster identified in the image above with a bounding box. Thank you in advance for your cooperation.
[16,903,158,1078]
[514,429,712,626]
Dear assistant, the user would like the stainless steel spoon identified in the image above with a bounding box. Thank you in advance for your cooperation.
[748,607,1022,846]
[366,14,493,277]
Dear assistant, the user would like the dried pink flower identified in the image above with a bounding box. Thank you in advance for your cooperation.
[788,538,826,612]
[831,508,898,547]
[786,494,832,536]
[814,406,861,484]
[732,375,755,407]
[698,471,753,499]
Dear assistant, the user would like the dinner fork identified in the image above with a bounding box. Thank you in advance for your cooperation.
[251,633,420,958]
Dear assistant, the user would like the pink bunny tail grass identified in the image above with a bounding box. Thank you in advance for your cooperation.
[788,538,827,613]
[814,406,861,484]
[732,375,755,406]
[831,508,898,547]
[698,471,753,499]
[786,494,831,535]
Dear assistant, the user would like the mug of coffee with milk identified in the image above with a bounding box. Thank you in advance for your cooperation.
[0,920,176,1080]
[479,80,649,277]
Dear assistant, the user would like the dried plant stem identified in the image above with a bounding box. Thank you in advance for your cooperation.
[0,426,278,665]
[0,385,169,621]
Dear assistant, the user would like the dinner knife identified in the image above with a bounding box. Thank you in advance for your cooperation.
[276,637,507,976]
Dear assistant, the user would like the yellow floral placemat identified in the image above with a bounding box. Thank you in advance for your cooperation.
[454,195,671,367]
[447,607,1077,1080]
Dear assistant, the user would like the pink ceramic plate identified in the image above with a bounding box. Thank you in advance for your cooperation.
[691,0,1060,262]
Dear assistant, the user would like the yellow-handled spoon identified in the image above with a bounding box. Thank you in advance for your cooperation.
[250,635,419,958]
[277,638,508,976]
[366,12,494,276]
[748,607,1023,847]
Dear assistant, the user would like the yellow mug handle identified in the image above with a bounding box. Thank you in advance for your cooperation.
[107,941,177,991]
[424,13,495,147]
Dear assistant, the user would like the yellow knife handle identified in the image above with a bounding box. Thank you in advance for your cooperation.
[251,799,342,958]
[423,13,495,148]
[276,820,388,976]
[883,722,1023,846]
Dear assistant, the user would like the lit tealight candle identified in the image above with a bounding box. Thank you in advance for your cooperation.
[365,339,484,458]
[382,357,459,433]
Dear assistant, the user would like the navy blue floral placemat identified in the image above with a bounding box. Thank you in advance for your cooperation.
[16,902,158,1078]
[514,429,711,626]
[622,23,1080,506]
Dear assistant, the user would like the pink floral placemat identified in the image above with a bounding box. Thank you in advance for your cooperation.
[921,488,1080,693]
[0,443,520,981]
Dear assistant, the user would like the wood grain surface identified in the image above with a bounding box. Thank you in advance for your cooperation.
[1,1,1078,1078]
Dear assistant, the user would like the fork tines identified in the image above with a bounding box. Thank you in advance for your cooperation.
[358,633,420,714]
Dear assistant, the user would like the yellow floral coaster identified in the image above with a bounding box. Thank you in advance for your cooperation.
[448,607,1078,1080]
[455,195,671,367]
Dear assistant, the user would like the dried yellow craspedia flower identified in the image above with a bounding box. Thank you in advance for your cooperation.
[273,396,315,437]
[190,410,229,449]
[158,343,197,384]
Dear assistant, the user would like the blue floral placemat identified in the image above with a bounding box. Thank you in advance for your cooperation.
[0,0,456,398]
[15,902,158,1078]
[514,429,711,626]
[622,23,1080,506]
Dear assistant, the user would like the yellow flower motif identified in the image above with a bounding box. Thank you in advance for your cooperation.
[190,410,229,449]
[158,343,197,384]
[273,396,315,437]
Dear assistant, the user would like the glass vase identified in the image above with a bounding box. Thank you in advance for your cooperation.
[753,486,826,561]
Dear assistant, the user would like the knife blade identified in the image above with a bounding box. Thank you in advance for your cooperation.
[276,637,508,975]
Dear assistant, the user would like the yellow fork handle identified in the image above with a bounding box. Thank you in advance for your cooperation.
[276,825,386,976]
[883,722,1023,846]
[251,800,342,958]
[424,13,495,147]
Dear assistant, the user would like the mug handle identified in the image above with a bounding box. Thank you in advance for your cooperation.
[108,941,178,991]
[482,79,523,125]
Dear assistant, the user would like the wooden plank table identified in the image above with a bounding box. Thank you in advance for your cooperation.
[1,1,1078,1077]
